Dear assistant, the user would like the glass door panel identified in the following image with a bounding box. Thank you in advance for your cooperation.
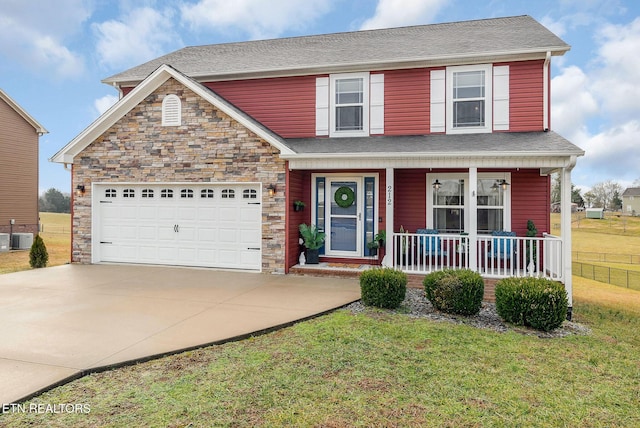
[327,179,361,256]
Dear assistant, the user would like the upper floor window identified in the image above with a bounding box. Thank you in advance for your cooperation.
[162,94,181,126]
[453,70,485,128]
[446,64,492,134]
[329,72,369,137]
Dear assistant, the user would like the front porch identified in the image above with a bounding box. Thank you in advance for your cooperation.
[388,232,563,281]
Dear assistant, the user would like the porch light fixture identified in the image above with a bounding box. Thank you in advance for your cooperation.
[499,179,510,190]
[267,184,276,197]
[75,184,85,196]
[432,179,441,190]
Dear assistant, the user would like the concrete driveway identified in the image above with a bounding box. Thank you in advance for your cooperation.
[0,264,360,404]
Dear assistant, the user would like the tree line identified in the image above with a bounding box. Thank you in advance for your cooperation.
[551,176,640,211]
[39,188,71,213]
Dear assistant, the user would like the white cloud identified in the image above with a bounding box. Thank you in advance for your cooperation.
[0,0,90,78]
[551,66,598,141]
[574,121,640,188]
[180,0,333,39]
[590,17,640,122]
[552,15,640,189]
[359,0,448,30]
[94,94,119,115]
[93,7,182,70]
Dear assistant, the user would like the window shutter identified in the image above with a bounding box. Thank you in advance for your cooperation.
[315,77,329,136]
[493,65,509,131]
[162,94,181,126]
[370,73,384,134]
[430,70,445,133]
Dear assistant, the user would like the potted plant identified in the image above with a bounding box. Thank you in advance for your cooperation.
[299,223,325,264]
[367,230,386,256]
[525,220,538,272]
[397,225,409,266]
[366,240,379,256]
[293,200,306,212]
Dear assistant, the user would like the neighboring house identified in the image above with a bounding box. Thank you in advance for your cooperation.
[622,187,640,215]
[52,16,583,314]
[0,88,48,236]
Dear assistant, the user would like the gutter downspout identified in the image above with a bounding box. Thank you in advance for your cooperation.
[543,51,551,131]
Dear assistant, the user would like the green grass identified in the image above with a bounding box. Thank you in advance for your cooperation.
[2,213,639,426]
[2,277,639,427]
[0,212,70,274]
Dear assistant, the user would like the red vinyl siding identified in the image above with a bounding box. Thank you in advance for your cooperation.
[507,60,544,132]
[383,68,430,135]
[394,169,428,232]
[206,76,318,138]
[511,170,550,235]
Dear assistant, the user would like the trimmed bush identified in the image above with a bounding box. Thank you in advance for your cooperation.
[360,268,407,309]
[495,277,568,332]
[423,269,484,316]
[29,234,49,268]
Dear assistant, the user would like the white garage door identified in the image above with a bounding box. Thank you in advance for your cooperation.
[93,183,262,270]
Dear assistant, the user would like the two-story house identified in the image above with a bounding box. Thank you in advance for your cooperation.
[52,15,583,315]
[0,88,48,240]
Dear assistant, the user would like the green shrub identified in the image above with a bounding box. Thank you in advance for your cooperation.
[360,268,407,309]
[495,277,568,332]
[29,234,49,268]
[423,269,484,316]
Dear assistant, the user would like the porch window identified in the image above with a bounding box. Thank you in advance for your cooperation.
[428,173,510,234]
[477,179,504,233]
[432,179,465,233]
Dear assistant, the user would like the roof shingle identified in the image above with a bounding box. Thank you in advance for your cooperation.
[104,15,569,85]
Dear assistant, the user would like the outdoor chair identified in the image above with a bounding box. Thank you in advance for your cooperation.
[417,228,448,257]
[488,230,516,259]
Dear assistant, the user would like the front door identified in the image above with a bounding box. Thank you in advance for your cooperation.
[326,178,362,257]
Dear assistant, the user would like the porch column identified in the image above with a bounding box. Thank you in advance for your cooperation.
[561,157,577,319]
[383,167,394,267]
[468,167,478,270]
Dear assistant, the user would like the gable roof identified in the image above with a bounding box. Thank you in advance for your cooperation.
[0,88,48,135]
[622,187,640,197]
[104,15,569,86]
[51,64,294,164]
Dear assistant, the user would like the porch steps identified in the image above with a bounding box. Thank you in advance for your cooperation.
[289,264,497,302]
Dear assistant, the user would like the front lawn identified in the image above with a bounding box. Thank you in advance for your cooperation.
[2,276,639,427]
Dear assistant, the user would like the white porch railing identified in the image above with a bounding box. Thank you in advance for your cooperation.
[390,232,564,282]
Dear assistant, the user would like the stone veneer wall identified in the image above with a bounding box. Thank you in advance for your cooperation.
[72,78,287,273]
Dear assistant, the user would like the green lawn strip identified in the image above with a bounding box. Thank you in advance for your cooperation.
[3,305,639,427]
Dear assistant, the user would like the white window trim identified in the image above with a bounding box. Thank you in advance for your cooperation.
[311,173,379,258]
[446,64,492,134]
[329,72,370,137]
[426,173,511,233]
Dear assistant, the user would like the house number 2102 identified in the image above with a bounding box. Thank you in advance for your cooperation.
[387,185,393,206]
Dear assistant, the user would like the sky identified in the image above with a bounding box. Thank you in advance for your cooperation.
[1,0,639,195]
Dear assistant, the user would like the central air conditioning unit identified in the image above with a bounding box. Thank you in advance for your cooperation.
[11,233,34,250]
[0,233,9,252]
